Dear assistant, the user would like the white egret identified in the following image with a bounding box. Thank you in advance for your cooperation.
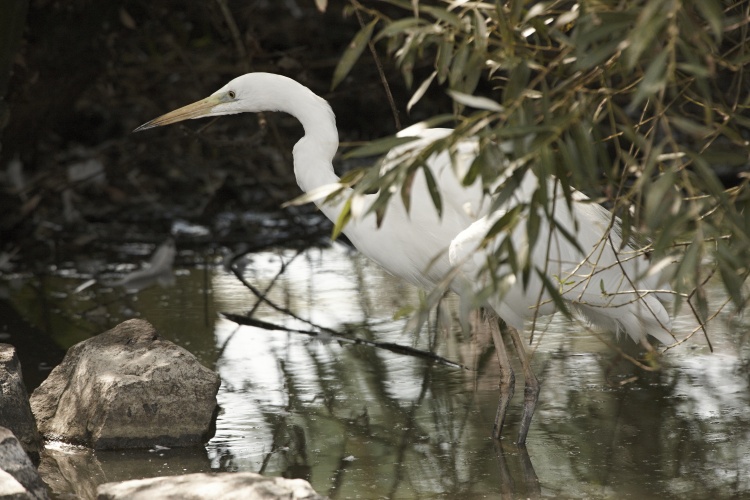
[135,72,674,444]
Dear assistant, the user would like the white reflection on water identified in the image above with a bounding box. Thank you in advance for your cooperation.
[201,243,750,498]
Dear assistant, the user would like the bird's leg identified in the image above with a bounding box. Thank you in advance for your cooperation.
[488,316,515,440]
[507,326,539,446]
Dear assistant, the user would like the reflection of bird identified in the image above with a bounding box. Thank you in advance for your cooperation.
[136,73,674,444]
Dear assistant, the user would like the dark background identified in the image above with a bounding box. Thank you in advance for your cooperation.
[0,0,450,269]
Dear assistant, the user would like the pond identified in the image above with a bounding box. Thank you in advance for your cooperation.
[4,242,750,499]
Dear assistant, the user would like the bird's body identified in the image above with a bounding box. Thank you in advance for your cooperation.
[450,170,674,345]
[136,72,674,444]
[338,127,489,288]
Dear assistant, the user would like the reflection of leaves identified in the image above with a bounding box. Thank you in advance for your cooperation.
[110,239,176,292]
[216,246,543,496]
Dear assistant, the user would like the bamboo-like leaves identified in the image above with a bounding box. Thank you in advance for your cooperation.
[318,0,750,336]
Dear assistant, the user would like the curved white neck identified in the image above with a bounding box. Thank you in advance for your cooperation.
[270,79,345,221]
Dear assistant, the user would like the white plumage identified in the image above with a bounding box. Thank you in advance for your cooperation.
[449,170,674,345]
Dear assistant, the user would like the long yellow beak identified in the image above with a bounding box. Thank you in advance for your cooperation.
[134,94,223,132]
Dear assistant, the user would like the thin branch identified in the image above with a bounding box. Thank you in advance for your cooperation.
[221,312,472,370]
[350,0,401,130]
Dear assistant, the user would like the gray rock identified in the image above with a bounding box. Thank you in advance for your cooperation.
[96,472,326,500]
[0,345,42,458]
[30,319,220,450]
[0,427,48,499]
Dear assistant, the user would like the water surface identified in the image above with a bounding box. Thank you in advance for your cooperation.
[6,244,749,498]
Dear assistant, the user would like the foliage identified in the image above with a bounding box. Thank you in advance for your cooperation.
[321,0,750,338]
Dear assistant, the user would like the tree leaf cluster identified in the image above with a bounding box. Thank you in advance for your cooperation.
[330,0,750,332]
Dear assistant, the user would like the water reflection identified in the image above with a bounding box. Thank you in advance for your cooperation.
[204,244,750,498]
[3,243,750,498]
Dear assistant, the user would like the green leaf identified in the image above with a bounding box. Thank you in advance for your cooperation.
[400,167,417,213]
[344,136,418,159]
[488,169,524,211]
[630,49,669,109]
[458,48,485,95]
[536,268,571,319]
[526,189,541,255]
[407,71,437,112]
[449,40,470,89]
[689,152,727,201]
[448,90,504,112]
[674,236,701,290]
[644,170,675,229]
[575,39,621,70]
[374,18,427,42]
[502,60,530,103]
[462,154,482,187]
[422,164,443,217]
[436,36,454,84]
[338,168,366,186]
[420,5,464,28]
[332,197,352,240]
[483,205,524,244]
[669,115,714,138]
[282,182,343,207]
[332,19,378,90]
[473,8,488,49]
[693,0,723,40]
[548,216,585,255]
[625,2,668,69]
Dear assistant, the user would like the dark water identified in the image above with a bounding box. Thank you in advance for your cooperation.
[4,244,749,499]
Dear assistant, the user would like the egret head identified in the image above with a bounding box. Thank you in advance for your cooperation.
[134,73,297,132]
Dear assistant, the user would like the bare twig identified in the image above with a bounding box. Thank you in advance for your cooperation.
[350,0,401,130]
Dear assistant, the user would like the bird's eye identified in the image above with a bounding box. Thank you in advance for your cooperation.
[228,90,236,99]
